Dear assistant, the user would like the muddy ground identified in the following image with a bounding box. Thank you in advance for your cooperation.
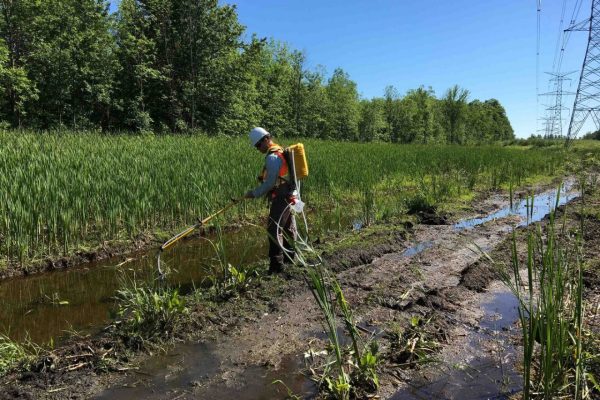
[1,178,599,399]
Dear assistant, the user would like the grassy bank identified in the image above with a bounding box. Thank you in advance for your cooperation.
[0,131,583,271]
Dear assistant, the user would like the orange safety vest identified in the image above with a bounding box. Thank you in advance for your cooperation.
[259,144,290,188]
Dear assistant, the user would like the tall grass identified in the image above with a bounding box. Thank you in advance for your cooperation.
[299,230,378,398]
[0,333,42,377]
[0,131,571,267]
[306,265,350,399]
[498,190,587,399]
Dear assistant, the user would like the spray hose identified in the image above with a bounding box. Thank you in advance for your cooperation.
[275,149,311,263]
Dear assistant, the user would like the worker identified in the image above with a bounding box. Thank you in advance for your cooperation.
[244,127,296,274]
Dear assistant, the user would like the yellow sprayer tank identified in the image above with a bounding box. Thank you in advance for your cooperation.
[288,143,308,180]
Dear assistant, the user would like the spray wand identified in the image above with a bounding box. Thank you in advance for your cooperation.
[157,198,242,277]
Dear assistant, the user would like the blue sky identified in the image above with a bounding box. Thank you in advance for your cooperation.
[109,1,590,138]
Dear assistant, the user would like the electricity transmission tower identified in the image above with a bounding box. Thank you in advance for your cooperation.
[538,115,555,137]
[539,72,575,138]
[566,0,600,142]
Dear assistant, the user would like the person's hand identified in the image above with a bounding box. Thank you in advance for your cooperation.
[244,190,255,199]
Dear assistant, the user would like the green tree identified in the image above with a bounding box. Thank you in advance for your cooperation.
[326,68,359,140]
[442,84,469,144]
[172,0,244,132]
[216,36,266,135]
[484,98,513,141]
[114,0,160,131]
[0,1,38,127]
[383,85,401,142]
[23,0,117,129]
[0,39,36,127]
[302,65,329,138]
[256,41,296,136]
[465,98,514,143]
[465,99,487,142]
[115,0,244,132]
[290,49,306,136]
[582,130,600,140]
[0,1,515,141]
[395,86,441,143]
[358,98,385,141]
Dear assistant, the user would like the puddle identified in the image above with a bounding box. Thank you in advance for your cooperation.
[388,184,578,397]
[93,342,220,400]
[480,292,520,331]
[94,342,316,400]
[387,184,577,399]
[0,182,576,399]
[401,182,578,260]
[91,184,575,399]
[454,182,577,230]
[401,241,434,257]
[392,290,522,399]
[353,220,364,231]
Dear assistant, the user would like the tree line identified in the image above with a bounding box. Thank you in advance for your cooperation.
[0,0,514,143]
[582,131,600,140]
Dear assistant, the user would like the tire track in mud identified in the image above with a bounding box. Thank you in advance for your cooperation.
[92,182,578,400]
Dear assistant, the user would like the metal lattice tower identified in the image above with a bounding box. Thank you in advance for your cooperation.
[540,72,575,138]
[566,0,600,141]
[538,115,555,137]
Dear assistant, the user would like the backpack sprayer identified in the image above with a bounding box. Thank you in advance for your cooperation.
[156,142,310,277]
[277,143,310,261]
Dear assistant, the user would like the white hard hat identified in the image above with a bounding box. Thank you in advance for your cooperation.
[249,127,269,147]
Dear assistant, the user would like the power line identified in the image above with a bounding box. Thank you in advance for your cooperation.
[536,0,542,135]
[552,0,569,71]
[556,0,586,75]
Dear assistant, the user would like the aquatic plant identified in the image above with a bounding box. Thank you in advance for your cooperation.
[271,379,302,400]
[199,226,255,300]
[114,274,189,350]
[306,264,350,399]
[333,280,379,392]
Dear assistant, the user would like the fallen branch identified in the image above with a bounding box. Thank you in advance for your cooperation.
[64,353,94,360]
[64,362,89,372]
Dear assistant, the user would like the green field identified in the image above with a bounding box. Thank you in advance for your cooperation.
[0,131,579,268]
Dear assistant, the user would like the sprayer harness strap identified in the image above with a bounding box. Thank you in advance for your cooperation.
[259,145,290,188]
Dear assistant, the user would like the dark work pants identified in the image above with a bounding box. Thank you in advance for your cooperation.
[267,193,296,271]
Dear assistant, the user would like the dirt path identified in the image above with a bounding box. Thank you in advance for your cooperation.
[4,179,594,400]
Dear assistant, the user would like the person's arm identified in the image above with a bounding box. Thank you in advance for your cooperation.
[247,154,282,198]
